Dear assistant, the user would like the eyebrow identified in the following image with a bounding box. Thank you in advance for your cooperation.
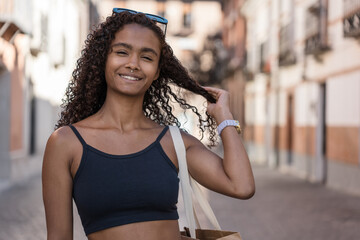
[111,42,159,57]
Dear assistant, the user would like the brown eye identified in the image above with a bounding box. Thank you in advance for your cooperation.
[142,56,153,61]
[116,51,127,55]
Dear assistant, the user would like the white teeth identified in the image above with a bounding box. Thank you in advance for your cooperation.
[120,75,140,81]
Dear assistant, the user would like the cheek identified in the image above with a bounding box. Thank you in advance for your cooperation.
[143,63,160,79]
[105,57,122,77]
[106,56,119,68]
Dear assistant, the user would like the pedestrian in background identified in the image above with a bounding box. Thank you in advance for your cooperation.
[42,9,255,240]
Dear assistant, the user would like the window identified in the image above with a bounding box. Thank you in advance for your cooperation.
[40,14,48,51]
[279,23,296,66]
[183,2,192,29]
[260,41,271,73]
[304,1,329,55]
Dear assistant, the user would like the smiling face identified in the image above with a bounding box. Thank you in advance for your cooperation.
[105,23,161,98]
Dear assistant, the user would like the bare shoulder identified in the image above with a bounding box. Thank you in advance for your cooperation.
[44,126,78,165]
[46,126,75,148]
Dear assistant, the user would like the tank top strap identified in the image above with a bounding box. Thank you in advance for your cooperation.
[68,124,87,146]
[156,126,169,142]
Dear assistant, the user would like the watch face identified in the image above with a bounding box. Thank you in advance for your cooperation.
[234,121,242,134]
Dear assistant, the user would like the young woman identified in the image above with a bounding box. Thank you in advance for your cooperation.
[42,9,255,240]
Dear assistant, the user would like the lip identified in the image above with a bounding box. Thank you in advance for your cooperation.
[118,73,142,81]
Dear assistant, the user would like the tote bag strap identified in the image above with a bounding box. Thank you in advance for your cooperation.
[169,126,221,238]
[189,177,221,230]
[169,126,196,237]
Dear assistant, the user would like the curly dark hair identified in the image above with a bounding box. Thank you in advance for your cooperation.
[56,11,218,145]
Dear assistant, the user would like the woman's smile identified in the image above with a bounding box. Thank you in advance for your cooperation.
[119,74,142,81]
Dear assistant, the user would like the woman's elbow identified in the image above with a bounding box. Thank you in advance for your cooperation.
[232,184,256,199]
[242,186,256,199]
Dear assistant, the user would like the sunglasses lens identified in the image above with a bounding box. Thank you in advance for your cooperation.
[155,22,167,33]
[144,14,168,24]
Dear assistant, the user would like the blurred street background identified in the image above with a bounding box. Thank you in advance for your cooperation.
[1,0,360,239]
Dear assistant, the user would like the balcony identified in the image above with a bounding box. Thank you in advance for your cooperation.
[343,0,360,37]
[304,2,329,55]
[279,24,296,66]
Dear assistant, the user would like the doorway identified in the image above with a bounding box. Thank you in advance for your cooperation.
[287,94,294,165]
[315,83,327,183]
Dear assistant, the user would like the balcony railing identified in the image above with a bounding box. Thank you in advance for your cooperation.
[279,23,296,66]
[343,0,360,37]
[304,1,329,55]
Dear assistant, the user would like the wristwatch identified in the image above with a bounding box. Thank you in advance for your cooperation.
[217,120,242,135]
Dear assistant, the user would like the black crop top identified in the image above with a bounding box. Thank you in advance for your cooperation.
[69,125,179,235]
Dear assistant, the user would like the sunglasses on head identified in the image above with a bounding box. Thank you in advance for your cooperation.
[113,8,168,35]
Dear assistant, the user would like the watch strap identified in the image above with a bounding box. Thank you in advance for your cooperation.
[217,120,241,135]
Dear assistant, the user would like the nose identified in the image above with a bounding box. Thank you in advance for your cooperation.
[125,54,140,71]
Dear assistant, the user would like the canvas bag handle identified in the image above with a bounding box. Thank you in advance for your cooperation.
[169,126,221,238]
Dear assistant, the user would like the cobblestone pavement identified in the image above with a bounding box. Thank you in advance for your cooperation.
[1,165,360,240]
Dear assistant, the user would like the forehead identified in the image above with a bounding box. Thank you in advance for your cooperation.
[112,23,161,53]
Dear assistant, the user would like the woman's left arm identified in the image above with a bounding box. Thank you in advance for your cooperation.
[184,86,255,199]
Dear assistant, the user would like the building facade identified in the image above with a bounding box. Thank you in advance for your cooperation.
[1,0,34,189]
[240,0,360,195]
[0,0,99,191]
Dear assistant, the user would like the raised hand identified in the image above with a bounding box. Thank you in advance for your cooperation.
[202,86,234,124]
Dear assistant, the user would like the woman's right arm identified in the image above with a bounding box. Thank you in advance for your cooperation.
[42,127,74,240]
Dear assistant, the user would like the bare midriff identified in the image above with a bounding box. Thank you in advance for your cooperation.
[87,220,182,240]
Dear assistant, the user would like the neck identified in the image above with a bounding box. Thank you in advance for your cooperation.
[94,91,150,131]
